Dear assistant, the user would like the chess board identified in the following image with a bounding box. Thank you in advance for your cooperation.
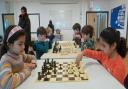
[41,53,79,59]
[37,59,88,82]
[52,41,78,54]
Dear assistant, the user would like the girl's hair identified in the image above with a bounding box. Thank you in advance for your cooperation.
[37,26,47,36]
[81,25,94,38]
[100,27,127,58]
[0,25,25,59]
[21,6,27,13]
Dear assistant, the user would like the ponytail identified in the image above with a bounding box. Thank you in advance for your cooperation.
[117,37,127,58]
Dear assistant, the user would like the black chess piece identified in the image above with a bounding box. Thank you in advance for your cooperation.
[53,61,56,68]
[47,69,51,75]
[59,64,62,70]
[54,68,56,74]
[53,45,58,53]
[44,74,49,81]
[49,63,52,70]
[55,41,57,46]
[38,72,41,80]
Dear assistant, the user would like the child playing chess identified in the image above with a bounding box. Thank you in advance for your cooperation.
[72,23,82,47]
[33,26,51,59]
[76,27,127,85]
[81,25,95,51]
[0,25,37,89]
[47,27,55,47]
[54,29,63,41]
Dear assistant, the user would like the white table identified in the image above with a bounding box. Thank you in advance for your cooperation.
[41,53,80,59]
[17,58,125,89]
[41,41,80,59]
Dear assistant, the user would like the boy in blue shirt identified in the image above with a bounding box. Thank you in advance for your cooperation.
[33,27,51,59]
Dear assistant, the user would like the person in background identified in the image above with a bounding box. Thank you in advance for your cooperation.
[72,23,82,47]
[54,29,63,41]
[33,27,51,59]
[81,25,95,51]
[18,6,31,54]
[47,27,55,48]
[0,25,36,89]
[76,27,127,85]
[48,20,55,34]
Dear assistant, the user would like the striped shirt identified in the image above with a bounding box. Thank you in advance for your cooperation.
[0,51,36,89]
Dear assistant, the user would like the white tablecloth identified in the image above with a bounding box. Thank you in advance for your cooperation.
[41,53,80,59]
[17,58,125,89]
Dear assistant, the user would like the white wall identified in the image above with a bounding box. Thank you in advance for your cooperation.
[0,1,6,36]
[91,0,110,11]
[3,0,128,40]
[13,1,81,40]
[0,0,14,37]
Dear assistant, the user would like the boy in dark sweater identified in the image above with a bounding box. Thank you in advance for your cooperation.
[33,27,51,59]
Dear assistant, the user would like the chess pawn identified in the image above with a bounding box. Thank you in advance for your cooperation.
[53,61,56,68]
[55,41,57,46]
[44,74,49,81]
[38,72,41,80]
[59,64,62,70]
[47,69,51,75]
[54,68,56,74]
[53,45,56,53]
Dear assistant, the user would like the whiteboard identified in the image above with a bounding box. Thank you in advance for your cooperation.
[29,14,40,32]
[49,10,72,30]
[28,14,40,40]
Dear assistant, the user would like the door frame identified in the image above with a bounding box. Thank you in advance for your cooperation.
[2,13,14,33]
[86,11,109,27]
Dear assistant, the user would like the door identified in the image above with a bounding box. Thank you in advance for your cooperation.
[2,13,15,32]
[86,11,109,39]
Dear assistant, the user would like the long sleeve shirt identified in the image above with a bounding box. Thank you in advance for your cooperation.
[0,51,36,89]
[83,49,127,85]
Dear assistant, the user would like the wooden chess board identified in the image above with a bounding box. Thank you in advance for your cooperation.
[37,59,88,82]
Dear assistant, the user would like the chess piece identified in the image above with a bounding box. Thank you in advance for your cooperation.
[53,61,56,68]
[44,74,49,81]
[51,59,54,67]
[59,64,62,70]
[38,72,41,80]
[55,41,57,46]
[53,45,58,53]
[47,69,51,75]
[59,46,61,52]
[54,67,56,74]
